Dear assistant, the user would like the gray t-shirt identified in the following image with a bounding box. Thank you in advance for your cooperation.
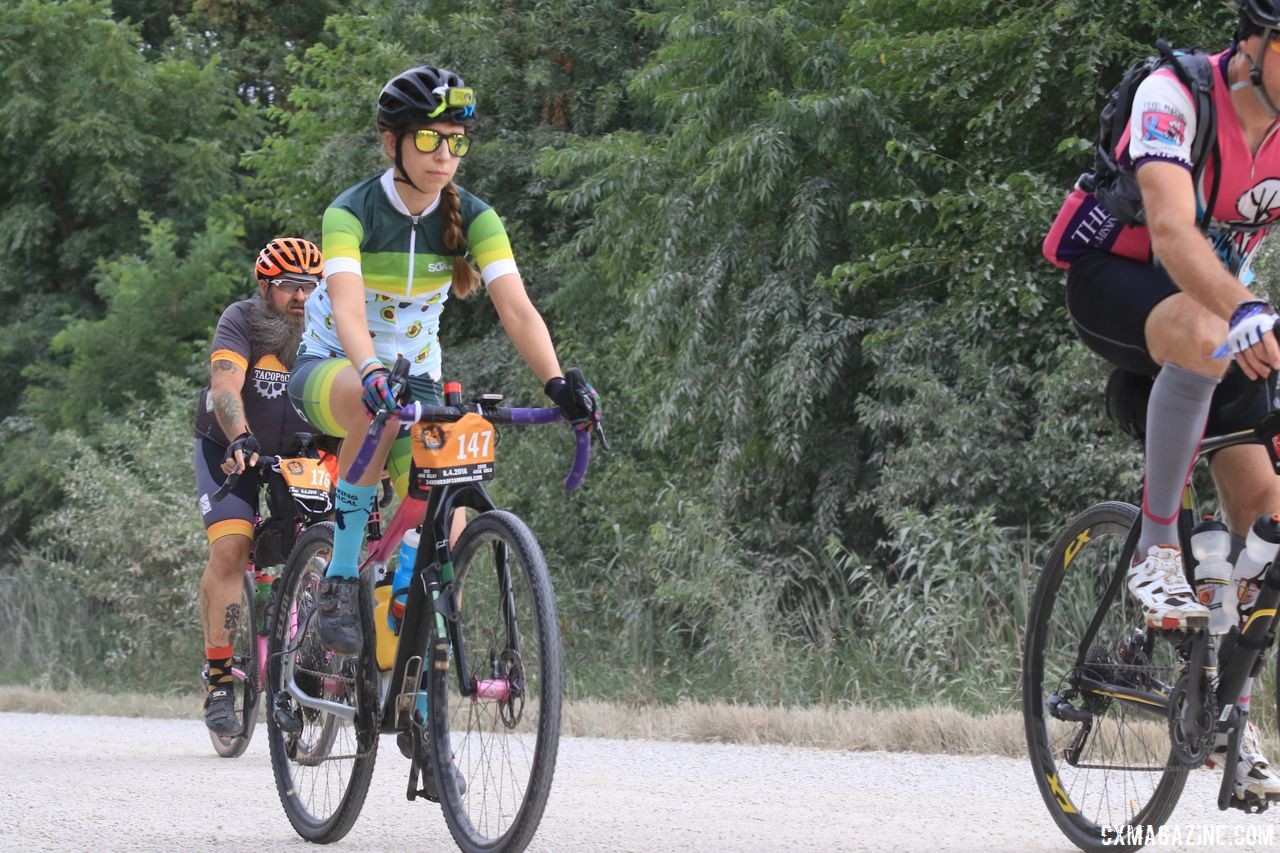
[193,299,315,455]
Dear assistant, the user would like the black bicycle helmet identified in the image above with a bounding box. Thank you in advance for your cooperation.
[377,66,477,130]
[1238,0,1280,37]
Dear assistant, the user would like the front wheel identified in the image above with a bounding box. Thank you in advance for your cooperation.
[209,572,261,758]
[1023,501,1188,852]
[427,510,564,853]
[265,522,379,843]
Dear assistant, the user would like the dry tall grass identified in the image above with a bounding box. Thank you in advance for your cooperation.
[8,685,1278,759]
[0,685,1023,756]
[563,699,1027,756]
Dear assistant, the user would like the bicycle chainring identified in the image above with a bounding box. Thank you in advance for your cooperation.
[1168,667,1217,767]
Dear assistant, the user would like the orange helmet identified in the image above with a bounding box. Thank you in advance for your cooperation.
[255,237,322,282]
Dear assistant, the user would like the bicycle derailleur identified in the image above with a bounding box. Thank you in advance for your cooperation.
[1047,631,1155,728]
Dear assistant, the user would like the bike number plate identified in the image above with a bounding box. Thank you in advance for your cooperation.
[411,413,496,486]
[278,456,334,514]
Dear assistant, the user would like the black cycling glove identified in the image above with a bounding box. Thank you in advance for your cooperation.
[223,431,261,470]
[545,369,601,430]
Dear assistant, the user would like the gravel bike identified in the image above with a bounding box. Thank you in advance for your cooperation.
[265,360,600,851]
[205,435,335,757]
[1025,369,1280,851]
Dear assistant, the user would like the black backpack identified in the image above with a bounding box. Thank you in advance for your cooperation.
[1077,39,1220,231]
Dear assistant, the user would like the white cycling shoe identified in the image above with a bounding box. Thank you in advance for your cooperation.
[1127,545,1209,630]
[1206,722,1280,801]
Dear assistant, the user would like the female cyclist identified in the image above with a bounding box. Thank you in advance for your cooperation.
[287,65,600,653]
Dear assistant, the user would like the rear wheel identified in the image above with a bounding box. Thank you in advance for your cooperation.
[266,522,379,842]
[209,573,260,758]
[1024,501,1188,852]
[427,510,564,853]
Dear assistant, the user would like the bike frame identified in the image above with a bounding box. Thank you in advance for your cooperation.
[271,470,527,731]
[219,450,331,702]
[1068,424,1280,809]
[223,471,296,695]
[372,479,502,734]
[345,396,585,738]
[274,352,593,789]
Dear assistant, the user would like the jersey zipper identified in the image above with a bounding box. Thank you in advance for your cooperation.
[406,215,418,297]
[401,214,418,355]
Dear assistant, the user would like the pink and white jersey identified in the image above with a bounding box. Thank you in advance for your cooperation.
[1043,47,1280,281]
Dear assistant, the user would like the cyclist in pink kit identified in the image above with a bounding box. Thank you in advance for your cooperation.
[1044,1,1280,801]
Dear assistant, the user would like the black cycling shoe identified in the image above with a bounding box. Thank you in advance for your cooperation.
[203,685,241,737]
[315,576,362,655]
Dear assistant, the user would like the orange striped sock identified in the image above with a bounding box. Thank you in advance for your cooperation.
[205,644,235,691]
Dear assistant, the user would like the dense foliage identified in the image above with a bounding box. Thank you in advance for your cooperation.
[0,0,1247,706]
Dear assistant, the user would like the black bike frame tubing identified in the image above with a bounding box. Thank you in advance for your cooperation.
[1070,423,1259,675]
[1073,515,1144,671]
[380,479,498,734]
[1215,558,1280,710]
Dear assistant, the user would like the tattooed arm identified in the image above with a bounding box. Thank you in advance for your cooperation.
[210,359,250,439]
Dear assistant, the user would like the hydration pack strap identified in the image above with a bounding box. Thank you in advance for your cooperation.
[1156,39,1219,231]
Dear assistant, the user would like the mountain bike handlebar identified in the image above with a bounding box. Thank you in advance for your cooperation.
[348,401,594,491]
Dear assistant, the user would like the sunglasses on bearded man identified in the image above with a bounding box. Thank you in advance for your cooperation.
[268,276,319,295]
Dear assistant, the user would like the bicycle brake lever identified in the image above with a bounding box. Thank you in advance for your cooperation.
[212,471,240,502]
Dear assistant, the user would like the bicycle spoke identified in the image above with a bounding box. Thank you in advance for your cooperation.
[1025,503,1188,850]
[428,511,563,852]
[266,522,378,843]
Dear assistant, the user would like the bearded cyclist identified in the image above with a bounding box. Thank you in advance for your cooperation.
[287,65,600,659]
[1044,1,1280,802]
[194,237,324,736]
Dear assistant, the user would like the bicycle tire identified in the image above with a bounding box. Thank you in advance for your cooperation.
[209,572,261,758]
[266,522,379,843]
[426,510,564,853]
[1024,501,1189,852]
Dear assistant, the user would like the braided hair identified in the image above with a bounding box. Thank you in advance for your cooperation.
[441,183,482,299]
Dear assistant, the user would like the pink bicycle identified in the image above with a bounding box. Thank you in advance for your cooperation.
[264,361,602,852]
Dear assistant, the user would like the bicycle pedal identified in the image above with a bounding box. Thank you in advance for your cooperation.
[273,697,303,735]
[397,729,420,760]
[1227,794,1272,814]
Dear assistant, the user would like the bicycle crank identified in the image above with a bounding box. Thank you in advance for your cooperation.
[1168,631,1216,767]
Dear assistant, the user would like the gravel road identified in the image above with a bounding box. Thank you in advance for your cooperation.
[2,711,1277,852]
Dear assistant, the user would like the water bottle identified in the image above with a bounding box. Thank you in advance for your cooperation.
[253,571,274,634]
[390,528,420,633]
[1232,513,1280,617]
[1191,518,1234,634]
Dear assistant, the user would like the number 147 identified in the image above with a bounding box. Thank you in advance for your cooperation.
[456,430,493,460]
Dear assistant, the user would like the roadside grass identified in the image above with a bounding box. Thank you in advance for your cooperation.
[0,685,1026,758]
[6,686,1276,760]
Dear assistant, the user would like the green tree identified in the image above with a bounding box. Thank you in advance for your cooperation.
[0,0,255,423]
[525,0,1237,703]
[29,215,245,425]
